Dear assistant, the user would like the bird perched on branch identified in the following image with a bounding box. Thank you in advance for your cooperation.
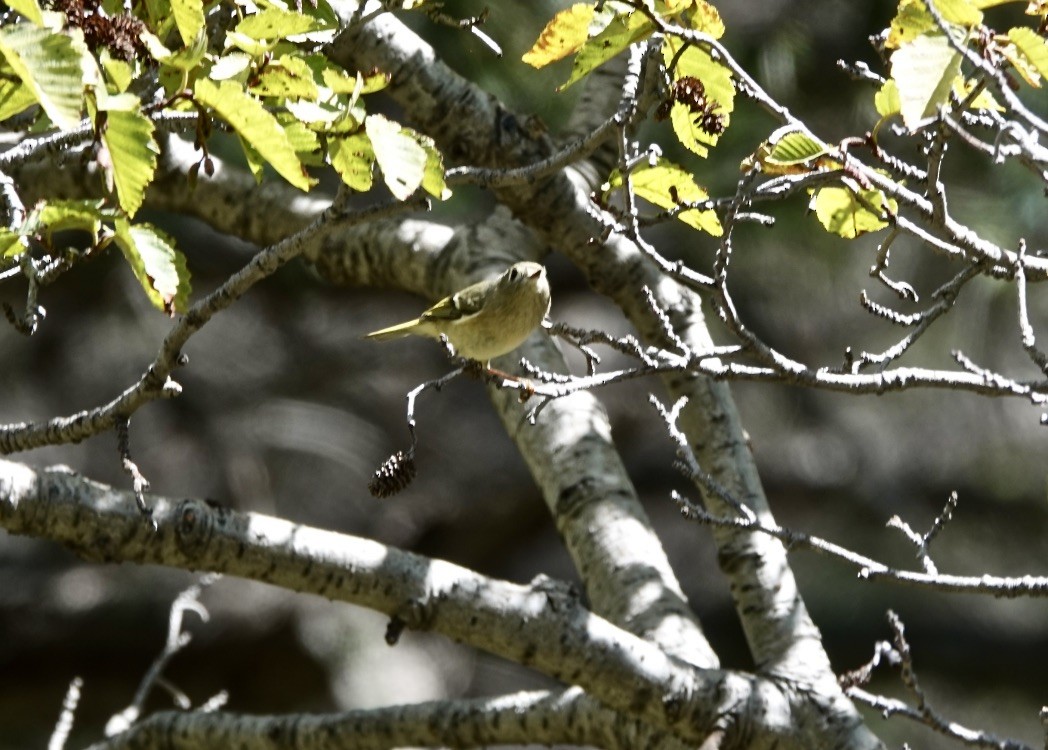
[365,261,551,364]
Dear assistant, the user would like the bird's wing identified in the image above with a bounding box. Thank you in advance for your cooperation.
[421,279,491,322]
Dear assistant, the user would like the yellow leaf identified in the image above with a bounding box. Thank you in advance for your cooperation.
[1009,26,1048,81]
[811,185,895,239]
[606,160,722,235]
[684,0,724,38]
[522,4,593,68]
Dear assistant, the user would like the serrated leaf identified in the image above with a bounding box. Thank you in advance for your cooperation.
[522,3,593,68]
[100,51,133,93]
[38,198,110,235]
[235,8,331,41]
[251,54,318,99]
[770,130,828,164]
[101,108,158,217]
[606,160,722,235]
[194,78,314,190]
[684,1,724,38]
[0,23,85,130]
[662,38,734,156]
[811,185,896,239]
[1009,26,1048,79]
[238,134,266,182]
[0,74,37,121]
[559,9,652,90]
[276,112,321,164]
[113,220,192,313]
[891,34,962,128]
[886,0,980,49]
[171,0,204,46]
[6,0,45,26]
[365,114,427,200]
[321,66,389,95]
[875,78,902,117]
[329,132,375,191]
[225,30,277,56]
[418,135,450,200]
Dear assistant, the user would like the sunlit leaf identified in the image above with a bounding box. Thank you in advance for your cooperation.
[684,0,724,38]
[1009,26,1048,80]
[113,220,192,313]
[5,0,45,26]
[365,113,426,200]
[559,9,652,90]
[662,37,734,156]
[100,108,158,217]
[606,160,722,235]
[886,0,980,48]
[194,78,315,190]
[890,34,962,128]
[171,0,204,46]
[811,185,896,239]
[0,73,37,121]
[875,79,902,117]
[328,132,375,191]
[0,23,85,129]
[235,8,332,41]
[251,54,318,99]
[522,3,593,68]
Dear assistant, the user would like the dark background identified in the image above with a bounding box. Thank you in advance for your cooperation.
[2,2,1046,748]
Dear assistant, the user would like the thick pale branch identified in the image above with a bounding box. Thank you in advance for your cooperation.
[0,458,819,749]
[85,688,691,750]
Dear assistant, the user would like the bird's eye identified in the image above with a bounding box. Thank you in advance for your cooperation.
[508,268,520,282]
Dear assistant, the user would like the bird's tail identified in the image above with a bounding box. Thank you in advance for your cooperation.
[363,320,419,341]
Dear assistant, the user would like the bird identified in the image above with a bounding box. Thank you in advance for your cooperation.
[364,261,551,364]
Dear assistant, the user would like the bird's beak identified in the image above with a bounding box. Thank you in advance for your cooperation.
[529,267,543,279]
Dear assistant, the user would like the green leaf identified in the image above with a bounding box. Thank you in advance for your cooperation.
[171,0,205,46]
[886,0,982,48]
[683,1,725,37]
[890,34,962,128]
[0,231,25,258]
[811,185,896,239]
[5,0,45,25]
[320,64,389,95]
[0,72,37,121]
[522,3,593,68]
[414,132,449,200]
[874,79,902,117]
[251,54,318,100]
[365,113,426,200]
[194,78,315,190]
[100,51,133,93]
[328,132,375,191]
[766,128,832,166]
[662,38,734,157]
[606,160,722,235]
[277,112,322,165]
[1009,26,1048,79]
[559,8,652,90]
[113,220,192,313]
[235,8,332,41]
[100,108,159,217]
[0,23,86,130]
[38,198,111,235]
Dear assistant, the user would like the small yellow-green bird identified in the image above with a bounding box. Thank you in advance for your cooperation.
[365,262,551,363]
